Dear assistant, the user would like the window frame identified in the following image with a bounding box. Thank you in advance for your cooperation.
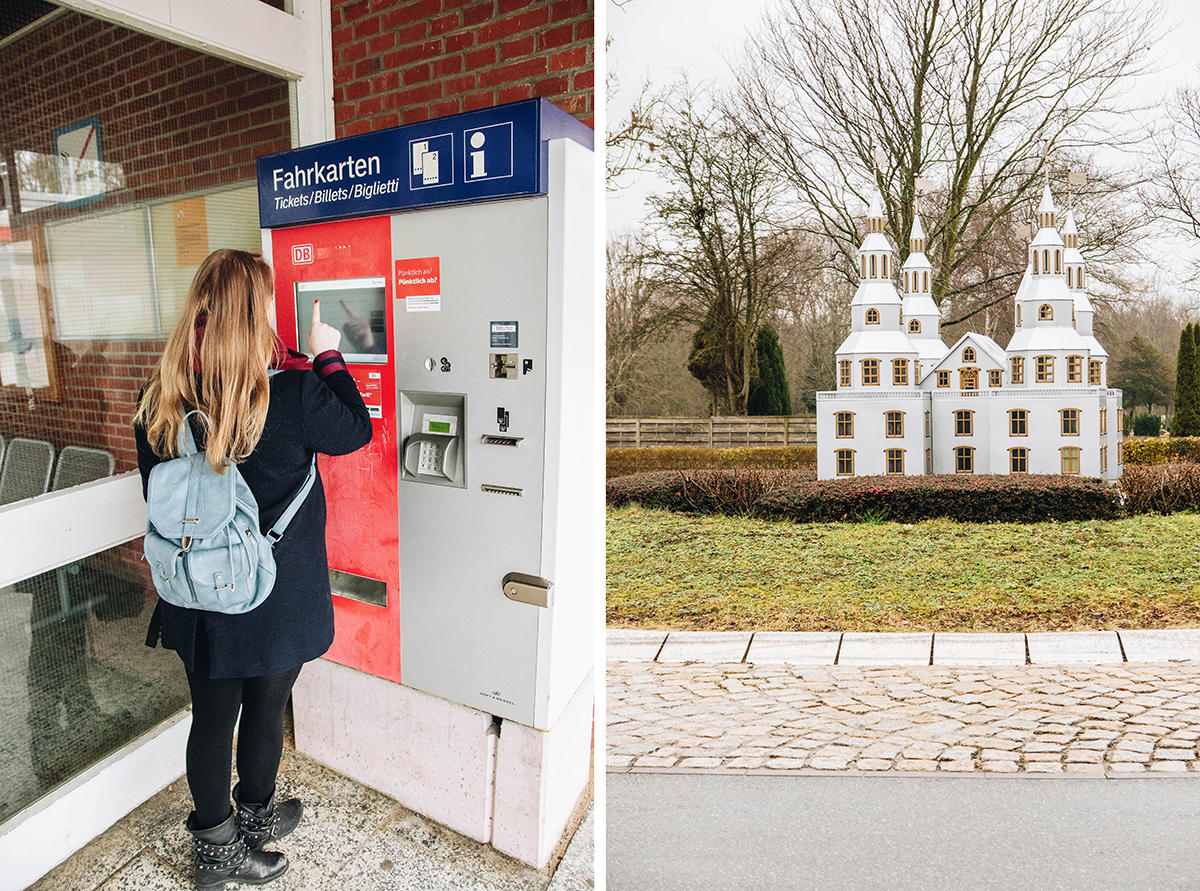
[955,446,974,474]
[1010,447,1028,474]
[1061,446,1081,475]
[892,358,908,386]
[865,307,880,324]
[1035,355,1054,383]
[839,359,851,387]
[1009,409,1028,436]
[954,409,974,437]
[1038,304,1053,321]
[885,410,904,438]
[861,358,880,386]
[1061,408,1080,436]
[835,411,855,438]
[988,369,1002,387]
[1067,355,1083,383]
[885,448,905,475]
[1011,356,1024,383]
[937,370,950,388]
[836,449,855,477]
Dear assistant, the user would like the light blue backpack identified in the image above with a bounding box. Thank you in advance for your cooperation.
[144,409,316,614]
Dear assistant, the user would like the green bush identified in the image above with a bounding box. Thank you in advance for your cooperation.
[1119,463,1200,514]
[607,470,1123,523]
[1131,414,1162,437]
[605,446,817,479]
[1123,437,1200,465]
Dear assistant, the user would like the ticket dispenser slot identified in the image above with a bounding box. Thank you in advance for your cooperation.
[399,391,466,488]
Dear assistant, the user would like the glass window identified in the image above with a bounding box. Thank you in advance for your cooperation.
[1100,408,1108,435]
[954,410,973,436]
[1101,445,1108,473]
[885,411,904,437]
[1067,267,1074,288]
[1067,356,1083,383]
[1055,250,1061,274]
[909,319,920,334]
[1039,304,1053,320]
[1010,448,1028,473]
[1089,360,1102,385]
[1034,251,1039,274]
[1011,356,1024,383]
[922,271,928,291]
[962,347,976,363]
[839,359,851,387]
[836,412,854,438]
[866,308,880,324]
[870,255,877,278]
[937,370,950,388]
[886,448,904,475]
[861,359,880,385]
[960,368,978,390]
[836,449,855,476]
[1017,304,1022,327]
[861,256,867,279]
[1010,409,1028,436]
[882,254,888,278]
[989,369,1002,387]
[892,358,908,386]
[1061,447,1081,474]
[1036,356,1054,382]
[955,446,974,474]
[1061,408,1080,436]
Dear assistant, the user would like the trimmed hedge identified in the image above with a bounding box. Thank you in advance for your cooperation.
[1123,437,1200,465]
[1119,463,1200,514]
[605,446,817,479]
[607,470,1123,523]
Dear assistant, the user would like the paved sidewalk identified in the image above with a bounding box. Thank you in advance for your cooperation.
[29,746,592,891]
[607,629,1200,775]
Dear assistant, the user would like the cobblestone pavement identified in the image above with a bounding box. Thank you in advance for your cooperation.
[607,661,1200,775]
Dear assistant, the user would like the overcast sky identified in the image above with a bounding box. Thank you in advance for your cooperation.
[605,0,1200,254]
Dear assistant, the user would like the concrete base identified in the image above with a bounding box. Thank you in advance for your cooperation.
[292,658,592,869]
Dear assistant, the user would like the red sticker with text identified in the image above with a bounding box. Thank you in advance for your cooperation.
[395,257,441,312]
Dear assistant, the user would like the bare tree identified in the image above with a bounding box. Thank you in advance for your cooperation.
[641,81,801,415]
[1149,72,1200,283]
[606,231,680,415]
[739,0,1162,329]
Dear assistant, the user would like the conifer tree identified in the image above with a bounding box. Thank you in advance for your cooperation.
[748,325,792,416]
[1173,324,1200,436]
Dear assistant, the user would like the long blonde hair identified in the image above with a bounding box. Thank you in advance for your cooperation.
[136,249,277,471]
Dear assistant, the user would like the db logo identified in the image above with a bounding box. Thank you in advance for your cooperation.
[292,244,314,265]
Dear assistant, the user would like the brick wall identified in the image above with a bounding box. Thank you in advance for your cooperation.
[332,0,594,136]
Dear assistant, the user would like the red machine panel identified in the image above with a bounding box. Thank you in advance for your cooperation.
[270,216,402,684]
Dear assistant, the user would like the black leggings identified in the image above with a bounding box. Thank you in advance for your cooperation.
[184,625,301,829]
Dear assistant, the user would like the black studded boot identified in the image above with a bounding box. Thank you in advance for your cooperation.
[233,782,303,850]
[186,809,288,888]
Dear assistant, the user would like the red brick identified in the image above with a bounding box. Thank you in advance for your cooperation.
[577,17,593,39]
[383,40,441,69]
[402,106,431,123]
[404,64,432,85]
[479,57,548,88]
[432,98,462,118]
[396,22,428,45]
[479,8,551,43]
[499,84,533,103]
[445,73,476,95]
[500,0,538,11]
[375,112,401,129]
[434,55,464,78]
[573,69,593,90]
[446,31,475,52]
[346,79,371,100]
[463,2,495,27]
[501,35,536,59]
[355,59,377,79]
[341,40,368,63]
[465,46,497,70]
[370,32,397,53]
[354,14,381,38]
[551,0,588,22]
[431,12,460,36]
[465,91,495,111]
[348,120,373,136]
[538,23,573,50]
[550,46,585,71]
[382,0,440,29]
[532,74,568,96]
[373,71,401,93]
[359,96,383,116]
[388,82,443,108]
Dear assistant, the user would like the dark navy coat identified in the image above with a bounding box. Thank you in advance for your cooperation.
[135,354,372,678]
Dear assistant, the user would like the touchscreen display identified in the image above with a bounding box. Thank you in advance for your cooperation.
[294,277,388,364]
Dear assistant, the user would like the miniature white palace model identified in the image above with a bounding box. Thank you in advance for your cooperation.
[816,186,1123,480]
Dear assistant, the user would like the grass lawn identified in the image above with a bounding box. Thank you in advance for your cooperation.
[606,506,1200,633]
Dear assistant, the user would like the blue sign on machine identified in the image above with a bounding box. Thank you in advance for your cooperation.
[257,99,592,229]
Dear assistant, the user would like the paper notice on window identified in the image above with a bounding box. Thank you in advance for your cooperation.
[173,197,209,267]
[395,257,441,312]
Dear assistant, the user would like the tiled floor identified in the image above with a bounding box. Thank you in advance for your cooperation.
[28,746,593,891]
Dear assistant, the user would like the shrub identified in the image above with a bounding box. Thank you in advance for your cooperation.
[605,446,817,478]
[1123,437,1200,466]
[1119,463,1200,515]
[1131,414,1162,437]
[608,470,1123,523]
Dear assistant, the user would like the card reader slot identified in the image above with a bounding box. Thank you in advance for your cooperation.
[481,484,522,496]
[480,435,523,447]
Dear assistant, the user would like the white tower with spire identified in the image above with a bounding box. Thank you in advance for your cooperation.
[817,180,1122,481]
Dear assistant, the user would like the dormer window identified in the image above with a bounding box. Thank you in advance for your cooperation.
[1039,304,1053,321]
[962,347,976,363]
[866,308,880,324]
[909,319,921,334]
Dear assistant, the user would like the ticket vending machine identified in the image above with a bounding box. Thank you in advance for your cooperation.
[257,100,594,868]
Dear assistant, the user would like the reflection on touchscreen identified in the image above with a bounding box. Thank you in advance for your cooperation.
[340,298,379,352]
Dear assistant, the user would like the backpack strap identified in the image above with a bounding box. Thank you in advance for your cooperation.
[265,454,317,544]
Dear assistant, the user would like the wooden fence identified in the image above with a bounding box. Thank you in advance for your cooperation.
[606,416,817,449]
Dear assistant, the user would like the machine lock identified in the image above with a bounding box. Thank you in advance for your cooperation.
[502,572,552,608]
